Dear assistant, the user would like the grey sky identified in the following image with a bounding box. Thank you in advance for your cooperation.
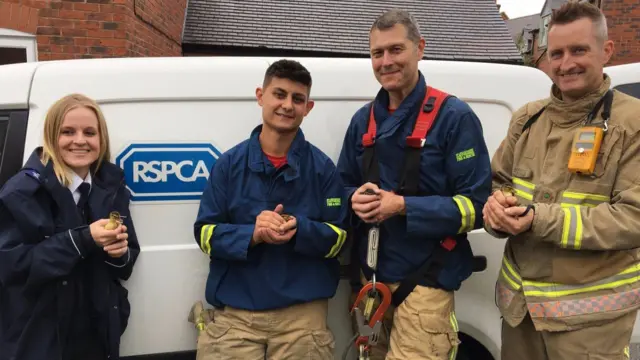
[497,0,546,19]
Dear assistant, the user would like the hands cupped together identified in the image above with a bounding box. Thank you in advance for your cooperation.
[482,189,534,236]
[252,204,297,246]
[351,182,404,224]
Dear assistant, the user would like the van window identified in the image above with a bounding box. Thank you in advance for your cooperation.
[0,110,28,187]
[614,83,640,99]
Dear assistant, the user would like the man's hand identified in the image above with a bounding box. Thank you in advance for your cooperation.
[251,204,296,246]
[375,189,405,223]
[484,190,534,235]
[483,189,518,231]
[351,183,381,223]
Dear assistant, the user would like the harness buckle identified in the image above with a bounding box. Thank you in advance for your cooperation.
[362,133,376,147]
[423,96,437,113]
[406,136,425,149]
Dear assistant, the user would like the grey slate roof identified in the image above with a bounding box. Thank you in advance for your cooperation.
[183,0,523,63]
[506,14,540,41]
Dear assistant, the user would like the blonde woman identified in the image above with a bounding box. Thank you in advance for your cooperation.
[0,94,139,360]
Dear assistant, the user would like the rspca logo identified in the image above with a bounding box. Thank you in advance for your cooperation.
[115,143,222,201]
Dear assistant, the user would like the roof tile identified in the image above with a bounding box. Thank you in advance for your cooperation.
[183,0,523,63]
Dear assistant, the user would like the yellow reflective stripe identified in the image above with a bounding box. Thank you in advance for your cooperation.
[448,312,459,360]
[453,195,475,233]
[624,345,630,359]
[501,269,521,290]
[503,257,522,283]
[449,312,459,332]
[323,222,347,258]
[199,224,215,255]
[561,206,583,249]
[523,263,640,298]
[513,177,534,190]
[562,191,610,202]
[449,345,458,360]
[561,191,610,208]
[513,177,535,201]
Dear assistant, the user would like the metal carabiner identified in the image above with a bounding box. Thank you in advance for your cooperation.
[351,281,392,350]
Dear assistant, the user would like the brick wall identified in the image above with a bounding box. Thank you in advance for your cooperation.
[0,0,187,61]
[602,0,640,66]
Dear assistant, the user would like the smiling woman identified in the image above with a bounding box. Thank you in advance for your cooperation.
[0,94,140,360]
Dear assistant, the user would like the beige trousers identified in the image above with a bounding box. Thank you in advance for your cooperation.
[501,311,635,360]
[350,278,460,360]
[196,299,334,360]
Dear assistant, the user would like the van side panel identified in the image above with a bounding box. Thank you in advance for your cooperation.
[20,57,552,358]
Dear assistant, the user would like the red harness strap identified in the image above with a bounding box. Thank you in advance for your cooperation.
[360,85,457,255]
[362,86,449,148]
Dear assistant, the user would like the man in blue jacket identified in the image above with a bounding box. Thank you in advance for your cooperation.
[193,59,348,359]
[337,9,492,360]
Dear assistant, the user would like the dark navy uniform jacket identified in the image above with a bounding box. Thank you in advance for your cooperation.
[194,125,349,311]
[337,72,492,291]
[0,148,139,360]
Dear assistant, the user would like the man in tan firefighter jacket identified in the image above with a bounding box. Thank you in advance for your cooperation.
[483,2,640,359]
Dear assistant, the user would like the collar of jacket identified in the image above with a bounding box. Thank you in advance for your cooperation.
[247,125,303,181]
[22,147,125,204]
[547,74,612,127]
[371,70,428,141]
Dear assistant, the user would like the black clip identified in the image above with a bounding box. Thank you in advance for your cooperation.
[423,96,436,113]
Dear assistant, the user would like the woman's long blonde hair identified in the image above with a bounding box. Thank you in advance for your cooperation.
[40,94,111,187]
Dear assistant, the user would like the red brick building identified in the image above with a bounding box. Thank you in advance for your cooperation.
[0,0,186,63]
[506,0,640,76]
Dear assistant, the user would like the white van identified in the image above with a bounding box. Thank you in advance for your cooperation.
[1,57,638,360]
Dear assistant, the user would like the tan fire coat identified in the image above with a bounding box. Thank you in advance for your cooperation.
[488,75,640,332]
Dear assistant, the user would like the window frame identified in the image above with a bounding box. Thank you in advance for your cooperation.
[539,15,550,49]
[0,110,29,187]
[0,28,38,63]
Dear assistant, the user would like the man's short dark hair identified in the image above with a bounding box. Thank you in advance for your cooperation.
[549,1,608,43]
[263,59,312,91]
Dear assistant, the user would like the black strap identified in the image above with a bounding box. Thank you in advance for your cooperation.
[587,89,614,124]
[522,106,546,133]
[361,147,380,186]
[524,89,615,133]
[395,96,451,196]
[391,243,449,307]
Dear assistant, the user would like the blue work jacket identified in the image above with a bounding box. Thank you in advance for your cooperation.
[0,148,139,360]
[337,72,492,290]
[194,125,349,311]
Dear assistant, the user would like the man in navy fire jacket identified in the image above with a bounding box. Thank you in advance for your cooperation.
[337,9,492,360]
[193,59,348,359]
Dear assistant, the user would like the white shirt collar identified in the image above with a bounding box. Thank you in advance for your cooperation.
[67,172,92,205]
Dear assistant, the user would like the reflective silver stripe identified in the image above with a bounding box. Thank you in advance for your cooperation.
[512,178,534,200]
[523,264,640,298]
[453,195,475,233]
[104,248,130,268]
[68,230,84,259]
[500,257,522,290]
[561,206,583,249]
[561,191,610,208]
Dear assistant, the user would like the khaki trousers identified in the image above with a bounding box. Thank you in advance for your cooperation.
[350,278,460,360]
[196,299,334,360]
[501,311,636,360]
